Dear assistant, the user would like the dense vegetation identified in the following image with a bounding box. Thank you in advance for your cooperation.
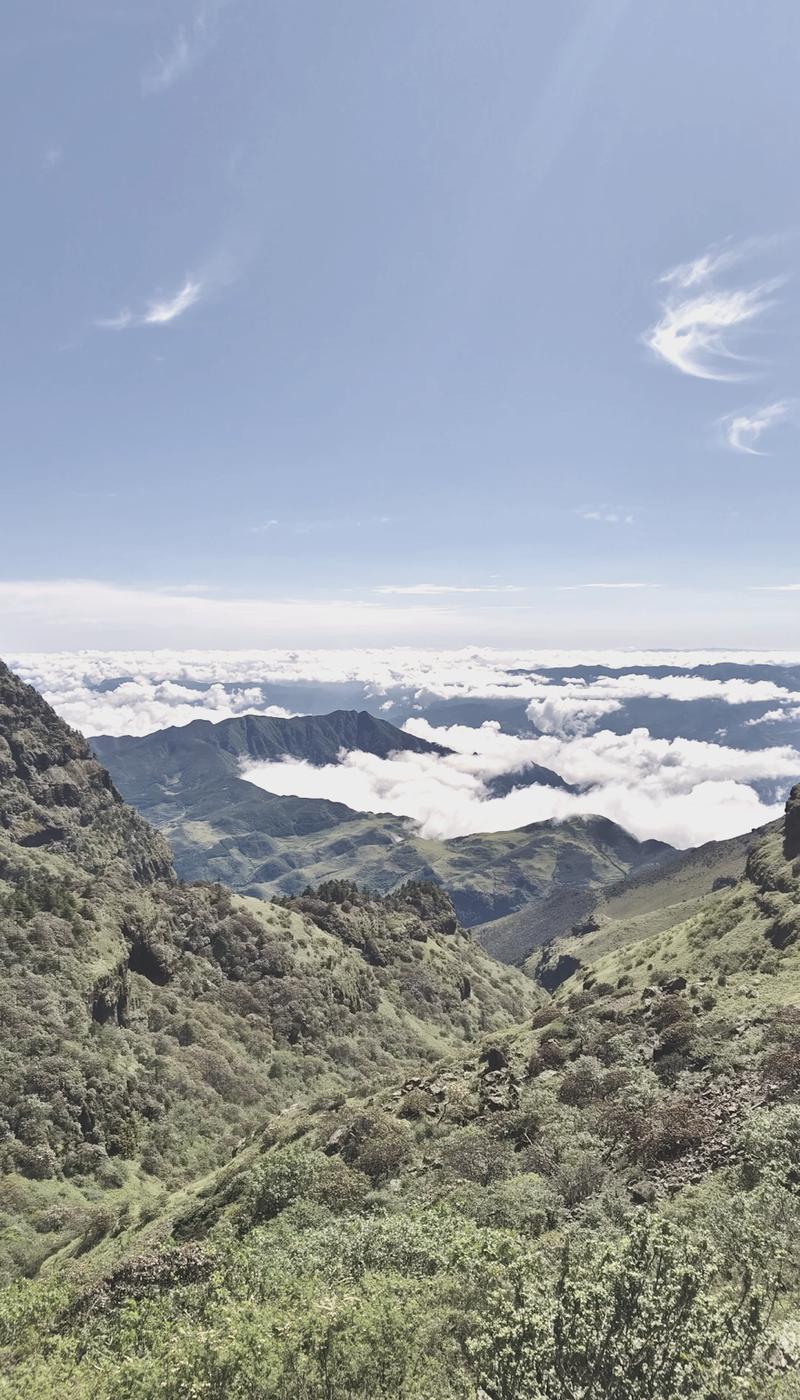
[0,663,535,1282]
[4,661,800,1397]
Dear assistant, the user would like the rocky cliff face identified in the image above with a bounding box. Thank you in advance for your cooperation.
[0,661,173,885]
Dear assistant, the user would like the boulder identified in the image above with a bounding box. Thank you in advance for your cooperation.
[662,975,687,993]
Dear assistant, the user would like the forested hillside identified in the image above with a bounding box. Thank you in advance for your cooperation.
[0,662,535,1283]
[3,653,800,1397]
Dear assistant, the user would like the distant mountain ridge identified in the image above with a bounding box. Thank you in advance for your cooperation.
[94,706,451,772]
[92,706,673,932]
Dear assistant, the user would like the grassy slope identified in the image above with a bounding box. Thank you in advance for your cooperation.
[527,823,774,982]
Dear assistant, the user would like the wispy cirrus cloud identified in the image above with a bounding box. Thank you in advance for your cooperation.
[751,583,800,592]
[645,240,783,381]
[658,244,745,291]
[375,583,523,596]
[142,3,230,95]
[97,277,204,331]
[720,399,791,454]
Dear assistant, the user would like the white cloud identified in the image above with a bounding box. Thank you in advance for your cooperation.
[751,583,800,592]
[8,648,800,731]
[658,244,743,291]
[143,279,203,325]
[375,584,523,596]
[646,243,782,380]
[721,400,791,454]
[526,696,622,737]
[242,717,800,849]
[747,706,800,726]
[251,520,279,534]
[579,510,634,525]
[98,277,204,331]
[46,679,294,738]
[7,650,800,841]
[522,670,800,739]
[646,286,777,381]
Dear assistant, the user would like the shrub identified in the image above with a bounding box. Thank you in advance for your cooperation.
[469,1215,772,1400]
[239,1145,369,1228]
[336,1112,415,1186]
[478,1174,560,1236]
[439,1128,517,1187]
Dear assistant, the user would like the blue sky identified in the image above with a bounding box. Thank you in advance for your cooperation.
[2,0,799,648]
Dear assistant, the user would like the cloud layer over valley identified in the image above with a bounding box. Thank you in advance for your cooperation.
[243,719,798,850]
[8,649,800,850]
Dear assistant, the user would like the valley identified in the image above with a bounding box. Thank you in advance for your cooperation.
[92,708,673,941]
[2,661,800,1396]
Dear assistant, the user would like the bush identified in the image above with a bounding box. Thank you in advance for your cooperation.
[334,1112,415,1186]
[476,1174,560,1236]
[469,1215,772,1400]
[239,1145,368,1228]
[438,1128,517,1187]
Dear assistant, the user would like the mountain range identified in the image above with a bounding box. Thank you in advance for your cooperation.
[92,708,670,939]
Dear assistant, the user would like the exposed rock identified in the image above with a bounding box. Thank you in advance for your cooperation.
[0,660,174,885]
[536,951,582,994]
[785,784,800,862]
[323,1126,351,1156]
[662,975,687,993]
[479,1068,519,1112]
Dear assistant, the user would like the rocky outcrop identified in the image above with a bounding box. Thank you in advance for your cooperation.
[0,661,173,885]
[785,785,800,862]
[536,950,583,994]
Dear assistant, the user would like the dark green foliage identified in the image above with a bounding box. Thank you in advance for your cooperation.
[0,662,536,1282]
[470,1215,774,1400]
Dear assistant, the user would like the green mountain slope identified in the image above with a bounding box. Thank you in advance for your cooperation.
[529,822,776,988]
[92,710,672,928]
[0,662,537,1282]
[9,790,800,1398]
[473,823,764,970]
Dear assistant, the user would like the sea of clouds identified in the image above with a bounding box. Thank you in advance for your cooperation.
[243,720,799,849]
[8,648,800,849]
